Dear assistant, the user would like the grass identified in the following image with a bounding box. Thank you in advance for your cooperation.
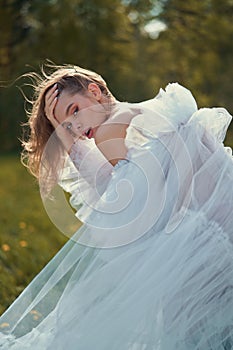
[0,154,75,315]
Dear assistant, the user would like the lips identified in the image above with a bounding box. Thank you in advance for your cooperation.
[83,128,93,139]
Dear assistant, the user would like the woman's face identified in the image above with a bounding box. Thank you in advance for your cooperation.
[54,88,108,139]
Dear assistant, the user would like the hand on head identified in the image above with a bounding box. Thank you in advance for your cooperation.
[44,83,59,129]
[21,63,115,192]
[44,84,82,153]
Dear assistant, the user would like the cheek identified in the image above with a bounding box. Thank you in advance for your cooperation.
[77,104,106,125]
[78,109,93,122]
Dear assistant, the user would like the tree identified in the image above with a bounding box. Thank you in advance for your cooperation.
[0,0,32,151]
[0,0,232,152]
[157,0,233,109]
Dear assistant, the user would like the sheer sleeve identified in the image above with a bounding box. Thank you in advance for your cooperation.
[58,138,114,221]
[189,107,233,156]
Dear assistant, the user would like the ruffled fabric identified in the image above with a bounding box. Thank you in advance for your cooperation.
[138,82,198,125]
[1,83,233,349]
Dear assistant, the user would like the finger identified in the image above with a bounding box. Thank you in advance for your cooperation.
[50,97,59,123]
[45,85,58,110]
[50,93,58,111]
[44,90,58,119]
[46,88,58,108]
[45,84,57,101]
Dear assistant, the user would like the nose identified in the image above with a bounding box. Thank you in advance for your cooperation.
[72,117,83,134]
[74,121,82,130]
[76,124,84,138]
[77,126,84,136]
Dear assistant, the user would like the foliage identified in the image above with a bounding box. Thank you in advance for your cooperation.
[0,0,232,152]
[159,0,233,107]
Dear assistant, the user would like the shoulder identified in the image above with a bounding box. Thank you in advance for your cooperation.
[95,102,140,143]
[94,102,140,166]
[107,102,139,124]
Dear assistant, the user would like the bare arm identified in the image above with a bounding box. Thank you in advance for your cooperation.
[94,107,137,166]
[94,123,128,166]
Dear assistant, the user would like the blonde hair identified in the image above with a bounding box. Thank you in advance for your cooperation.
[21,63,113,195]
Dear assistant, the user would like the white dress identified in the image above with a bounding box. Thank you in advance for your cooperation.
[1,83,233,349]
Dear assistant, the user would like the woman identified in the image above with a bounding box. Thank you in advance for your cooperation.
[0,64,233,349]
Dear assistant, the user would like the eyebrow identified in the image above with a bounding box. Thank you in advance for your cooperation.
[65,103,74,116]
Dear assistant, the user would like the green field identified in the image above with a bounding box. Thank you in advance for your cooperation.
[0,155,71,315]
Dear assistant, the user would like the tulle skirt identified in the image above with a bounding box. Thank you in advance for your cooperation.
[1,84,233,349]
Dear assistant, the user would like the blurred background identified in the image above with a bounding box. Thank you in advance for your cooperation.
[0,0,233,314]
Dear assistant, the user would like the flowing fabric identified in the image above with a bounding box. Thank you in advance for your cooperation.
[1,83,233,349]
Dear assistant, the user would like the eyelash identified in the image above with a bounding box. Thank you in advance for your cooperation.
[73,107,79,117]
